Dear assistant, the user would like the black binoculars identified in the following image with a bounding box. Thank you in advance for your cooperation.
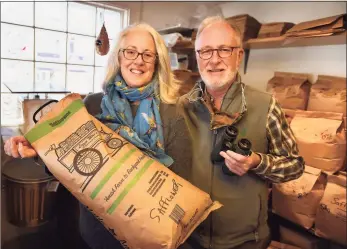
[211,125,252,176]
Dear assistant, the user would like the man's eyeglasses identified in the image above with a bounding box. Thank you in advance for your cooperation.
[196,47,239,60]
[120,48,157,63]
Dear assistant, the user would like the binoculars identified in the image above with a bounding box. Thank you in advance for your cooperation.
[211,125,252,176]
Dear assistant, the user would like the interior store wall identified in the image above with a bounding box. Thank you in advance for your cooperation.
[220,1,346,90]
[108,1,346,91]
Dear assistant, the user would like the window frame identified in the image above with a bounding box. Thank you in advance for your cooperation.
[1,1,129,94]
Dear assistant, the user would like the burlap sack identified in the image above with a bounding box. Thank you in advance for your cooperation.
[315,172,346,245]
[24,93,222,249]
[307,75,346,116]
[267,72,311,110]
[290,110,346,174]
[272,166,326,229]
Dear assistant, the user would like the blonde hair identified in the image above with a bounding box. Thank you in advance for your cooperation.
[102,23,181,104]
[195,16,243,48]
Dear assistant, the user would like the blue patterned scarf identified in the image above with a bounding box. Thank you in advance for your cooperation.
[96,74,173,167]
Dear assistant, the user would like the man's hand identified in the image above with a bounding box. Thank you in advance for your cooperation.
[219,150,261,176]
[4,136,38,158]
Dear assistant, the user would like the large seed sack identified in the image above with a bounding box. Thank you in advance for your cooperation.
[24,93,222,249]
[290,110,346,174]
[272,166,325,229]
[267,72,311,110]
[315,173,346,245]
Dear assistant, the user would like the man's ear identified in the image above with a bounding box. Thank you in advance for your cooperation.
[236,48,244,69]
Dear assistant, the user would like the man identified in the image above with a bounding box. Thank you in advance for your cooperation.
[178,16,304,249]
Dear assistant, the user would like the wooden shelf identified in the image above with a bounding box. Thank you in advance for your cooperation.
[244,32,346,49]
[171,32,346,52]
[171,44,195,54]
[170,32,346,74]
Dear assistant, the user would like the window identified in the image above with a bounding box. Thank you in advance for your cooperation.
[1,1,128,126]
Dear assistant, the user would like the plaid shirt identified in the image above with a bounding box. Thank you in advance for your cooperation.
[251,97,305,183]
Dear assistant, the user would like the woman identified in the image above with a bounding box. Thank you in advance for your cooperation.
[4,23,192,249]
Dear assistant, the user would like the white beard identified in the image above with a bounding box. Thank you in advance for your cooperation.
[201,70,238,91]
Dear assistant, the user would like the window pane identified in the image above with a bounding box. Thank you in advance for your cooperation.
[1,94,24,126]
[35,2,67,31]
[96,8,121,40]
[67,65,93,94]
[1,23,34,60]
[67,34,95,65]
[95,39,115,67]
[68,2,96,36]
[35,62,66,92]
[1,59,34,92]
[94,67,106,93]
[1,2,33,26]
[35,29,67,63]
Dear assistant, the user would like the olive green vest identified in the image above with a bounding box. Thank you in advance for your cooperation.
[178,81,272,249]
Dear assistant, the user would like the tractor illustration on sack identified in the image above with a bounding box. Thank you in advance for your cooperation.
[45,120,127,191]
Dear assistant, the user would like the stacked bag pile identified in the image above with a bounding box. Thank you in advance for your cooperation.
[267,72,346,247]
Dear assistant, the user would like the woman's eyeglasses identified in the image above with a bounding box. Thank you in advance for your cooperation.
[120,48,157,63]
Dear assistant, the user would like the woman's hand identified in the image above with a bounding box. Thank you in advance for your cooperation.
[4,136,38,158]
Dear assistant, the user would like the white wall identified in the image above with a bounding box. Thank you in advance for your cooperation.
[220,1,346,90]
[139,2,220,30]
[104,1,346,92]
[104,1,219,29]
[100,1,142,24]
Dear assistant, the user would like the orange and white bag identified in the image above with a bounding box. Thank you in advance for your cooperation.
[24,93,221,249]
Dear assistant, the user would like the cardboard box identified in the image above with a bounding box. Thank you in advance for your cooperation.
[226,14,261,41]
[286,14,346,38]
[258,22,295,38]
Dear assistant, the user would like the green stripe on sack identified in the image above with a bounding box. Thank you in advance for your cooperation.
[107,159,154,214]
[25,99,84,143]
[90,148,137,200]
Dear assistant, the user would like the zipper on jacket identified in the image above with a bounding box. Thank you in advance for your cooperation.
[209,129,218,249]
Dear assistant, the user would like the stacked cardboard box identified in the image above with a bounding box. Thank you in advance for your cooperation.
[226,14,261,41]
[286,14,346,38]
[258,22,295,38]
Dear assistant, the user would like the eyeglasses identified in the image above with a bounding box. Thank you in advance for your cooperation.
[196,47,239,60]
[120,48,157,63]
